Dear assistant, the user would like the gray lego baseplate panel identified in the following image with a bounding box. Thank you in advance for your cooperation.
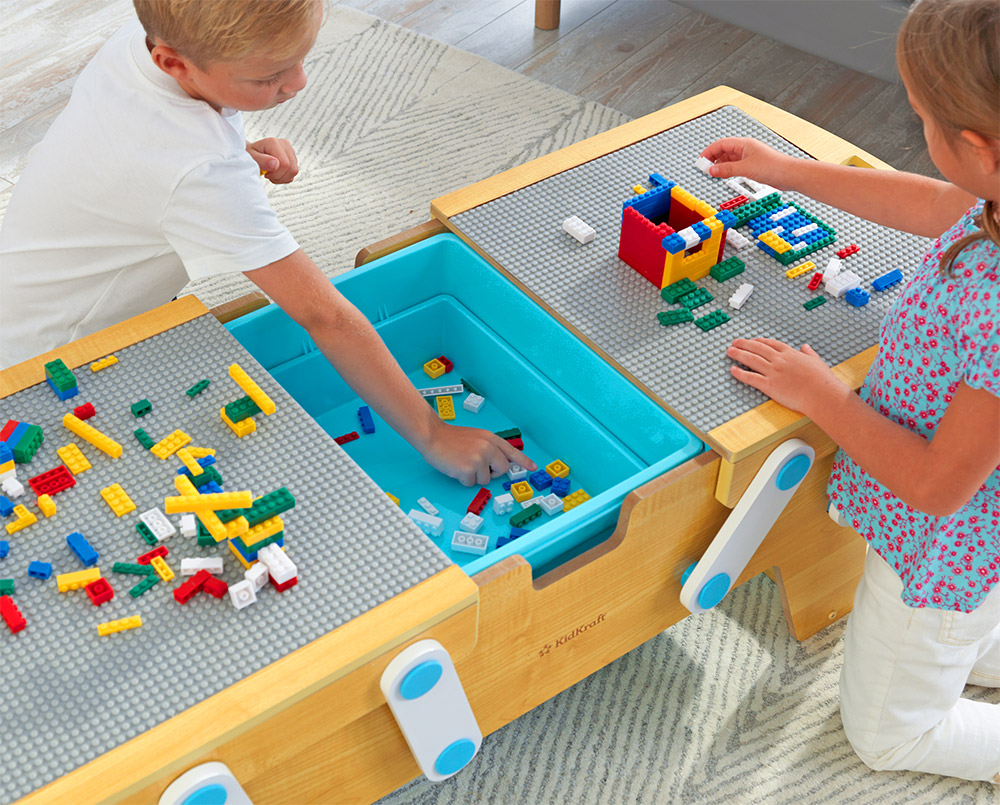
[450,105,930,436]
[0,314,449,803]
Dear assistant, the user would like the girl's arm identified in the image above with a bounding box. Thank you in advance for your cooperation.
[702,138,976,239]
[727,338,1000,516]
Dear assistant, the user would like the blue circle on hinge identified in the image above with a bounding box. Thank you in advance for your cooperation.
[776,454,811,491]
[182,784,228,805]
[435,738,477,776]
[399,660,443,700]
[681,562,697,585]
[698,573,731,610]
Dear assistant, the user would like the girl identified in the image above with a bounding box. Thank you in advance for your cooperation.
[702,0,1000,784]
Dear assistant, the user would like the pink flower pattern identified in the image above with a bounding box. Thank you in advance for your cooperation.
[828,202,1000,612]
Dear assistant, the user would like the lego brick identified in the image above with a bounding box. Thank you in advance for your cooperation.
[660,278,697,304]
[728,282,754,310]
[529,470,553,491]
[150,556,174,582]
[463,393,485,413]
[510,504,542,528]
[496,528,529,549]
[836,243,860,259]
[228,363,276,415]
[66,532,98,567]
[494,427,521,440]
[220,406,256,437]
[73,402,95,420]
[85,578,114,606]
[357,405,375,434]
[845,287,871,307]
[28,561,53,580]
[224,395,262,423]
[2,477,25,498]
[56,567,101,593]
[710,256,745,282]
[539,494,564,515]
[135,522,158,547]
[133,428,155,450]
[679,288,713,310]
[257,544,297,585]
[203,576,229,598]
[130,399,152,418]
[56,443,91,474]
[89,355,118,372]
[1,595,27,633]
[872,269,903,292]
[12,424,45,463]
[492,493,514,515]
[825,269,862,298]
[180,557,224,576]
[62,414,122,458]
[6,505,37,534]
[112,562,155,576]
[450,531,488,556]
[510,481,533,503]
[562,215,596,244]
[163,489,252,514]
[334,432,359,445]
[173,570,210,605]
[466,489,491,515]
[137,545,169,565]
[695,310,731,332]
[506,463,528,481]
[100,483,137,517]
[238,515,284,552]
[0,540,8,558]
[44,358,78,393]
[0,579,13,596]
[96,615,142,636]
[29,465,76,497]
[803,297,827,310]
[244,563,269,592]
[270,576,298,593]
[185,379,211,397]
[128,574,160,599]
[179,514,197,537]
[657,309,694,327]
[423,358,446,379]
[417,497,439,516]
[37,494,56,517]
[459,513,484,533]
[407,510,444,537]
[807,273,824,292]
[417,383,464,398]
[551,477,571,497]
[0,497,11,517]
[139,508,177,541]
[562,489,592,512]
[244,487,296,527]
[150,430,192,460]
[435,395,456,421]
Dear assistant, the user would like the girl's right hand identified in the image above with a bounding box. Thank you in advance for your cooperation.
[700,138,796,190]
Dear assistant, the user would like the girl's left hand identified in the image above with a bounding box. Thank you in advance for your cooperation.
[726,337,846,414]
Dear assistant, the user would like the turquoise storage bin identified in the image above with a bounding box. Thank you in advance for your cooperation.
[225,234,703,576]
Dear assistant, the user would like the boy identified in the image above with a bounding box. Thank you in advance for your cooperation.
[0,0,531,486]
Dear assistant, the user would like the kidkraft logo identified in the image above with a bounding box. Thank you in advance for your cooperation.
[537,612,607,657]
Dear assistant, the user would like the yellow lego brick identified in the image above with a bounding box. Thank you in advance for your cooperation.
[6,505,37,534]
[199,511,228,542]
[758,231,792,254]
[97,614,142,636]
[228,364,276,415]
[62,414,123,458]
[785,260,817,279]
[436,395,455,421]
[423,358,445,379]
[228,539,254,570]
[220,406,256,437]
[631,184,646,194]
[150,429,191,460]
[510,481,533,503]
[174,474,198,496]
[386,493,400,506]
[57,567,101,592]
[562,489,591,512]
[150,556,174,582]
[545,459,570,478]
[164,488,253,514]
[175,447,205,477]
[244,515,282,544]
[100,483,136,517]
[57,443,91,474]
[186,447,216,459]
[36,494,56,518]
[670,185,717,218]
[0,460,13,476]
[225,516,250,540]
[89,355,118,372]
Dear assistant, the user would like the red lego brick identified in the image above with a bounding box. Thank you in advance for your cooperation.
[137,545,169,565]
[836,243,860,259]
[28,465,76,497]
[807,273,824,291]
[334,432,359,445]
[270,576,298,593]
[85,577,114,606]
[0,420,18,442]
[505,436,524,450]
[467,488,492,515]
[173,569,210,605]
[618,205,676,288]
[202,576,228,598]
[0,595,26,633]
[73,402,96,420]
[719,195,749,211]
[437,355,454,373]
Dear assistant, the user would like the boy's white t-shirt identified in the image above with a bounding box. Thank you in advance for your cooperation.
[0,20,299,368]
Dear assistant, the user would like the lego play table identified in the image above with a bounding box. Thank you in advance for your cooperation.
[4,86,928,804]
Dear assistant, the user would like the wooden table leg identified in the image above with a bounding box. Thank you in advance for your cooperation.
[535,0,561,29]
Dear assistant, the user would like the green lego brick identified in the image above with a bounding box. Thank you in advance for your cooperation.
[245,487,296,528]
[656,309,694,327]
[695,310,731,332]
[130,399,152,418]
[135,522,159,547]
[679,288,714,310]
[134,428,155,450]
[197,522,217,547]
[460,378,481,396]
[710,256,745,282]
[493,428,521,441]
[510,504,542,528]
[128,574,160,598]
[235,529,285,555]
[660,278,697,304]
[188,465,223,490]
[112,562,155,576]
[731,192,782,227]
[0,579,14,596]
[803,296,827,310]
[44,359,77,392]
[13,425,43,463]
[185,379,211,397]
[224,395,262,422]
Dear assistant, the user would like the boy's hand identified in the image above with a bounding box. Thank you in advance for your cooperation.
[701,138,795,190]
[727,337,847,415]
[420,422,537,488]
[247,137,299,184]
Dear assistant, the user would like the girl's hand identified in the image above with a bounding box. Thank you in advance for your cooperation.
[246,137,299,184]
[700,138,796,190]
[420,422,537,488]
[726,337,847,415]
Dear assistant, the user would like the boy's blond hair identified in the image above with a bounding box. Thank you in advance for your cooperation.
[133,0,320,69]
[897,0,1000,271]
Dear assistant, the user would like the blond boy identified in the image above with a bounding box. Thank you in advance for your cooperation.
[0,0,531,485]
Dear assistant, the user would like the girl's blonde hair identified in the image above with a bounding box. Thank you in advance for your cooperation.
[134,0,320,69]
[897,0,1000,273]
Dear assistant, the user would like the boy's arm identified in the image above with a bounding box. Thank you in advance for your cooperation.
[244,250,535,486]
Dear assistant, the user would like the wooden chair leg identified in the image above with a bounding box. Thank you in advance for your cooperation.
[535,0,561,30]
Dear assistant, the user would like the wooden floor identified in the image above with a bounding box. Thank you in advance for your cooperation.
[0,0,933,203]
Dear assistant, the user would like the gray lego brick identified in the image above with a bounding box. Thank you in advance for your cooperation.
[0,314,449,804]
[450,105,930,436]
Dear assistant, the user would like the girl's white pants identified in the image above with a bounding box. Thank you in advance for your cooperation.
[840,547,1000,783]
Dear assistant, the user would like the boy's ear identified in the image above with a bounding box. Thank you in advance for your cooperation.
[149,41,197,82]
[960,129,1000,176]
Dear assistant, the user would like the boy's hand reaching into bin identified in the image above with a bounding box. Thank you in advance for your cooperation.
[419,422,536,488]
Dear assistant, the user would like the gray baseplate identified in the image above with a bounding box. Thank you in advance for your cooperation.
[0,315,449,803]
[450,105,930,436]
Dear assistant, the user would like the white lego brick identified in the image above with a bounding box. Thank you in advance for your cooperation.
[521,496,544,509]
[725,177,756,197]
[507,463,527,482]
[417,497,439,516]
[141,507,176,541]
[407,509,444,537]
[742,176,778,200]
[257,543,297,585]
[539,494,564,515]
[694,155,714,175]
[492,493,514,515]
[562,215,596,244]
[245,562,269,591]
[676,226,701,249]
[228,579,257,610]
[770,207,795,221]
[724,229,750,254]
[825,270,862,298]
[729,283,754,311]
[417,384,464,398]
[450,531,488,556]
[0,465,15,482]
[179,513,197,538]
[791,222,818,237]
[825,258,844,279]
[769,225,784,235]
[180,557,224,576]
[459,513,484,533]
[1,477,24,498]
[792,241,809,251]
[463,393,485,413]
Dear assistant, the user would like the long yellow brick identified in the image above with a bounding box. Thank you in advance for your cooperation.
[229,364,276,415]
[97,615,142,636]
[163,490,253,514]
[62,414,122,458]
[150,430,191,460]
[57,567,101,592]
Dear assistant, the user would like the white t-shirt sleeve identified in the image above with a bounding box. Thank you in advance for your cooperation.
[162,154,300,279]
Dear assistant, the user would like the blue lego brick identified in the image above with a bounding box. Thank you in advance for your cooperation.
[230,534,284,564]
[845,287,870,307]
[715,209,736,229]
[3,422,29,449]
[502,480,512,491]
[28,561,53,580]
[0,541,8,559]
[691,221,712,241]
[649,172,671,187]
[872,269,904,292]
[0,443,12,466]
[551,477,571,497]
[357,406,375,435]
[0,496,13,517]
[175,455,217,474]
[496,527,529,549]
[45,378,79,401]
[199,481,224,495]
[661,233,687,254]
[529,470,553,491]
[66,532,98,567]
